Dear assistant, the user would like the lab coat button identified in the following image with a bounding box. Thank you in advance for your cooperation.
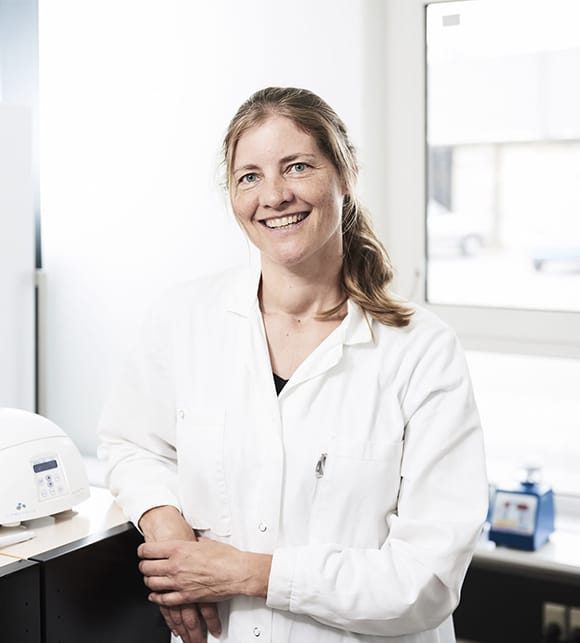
[253,626,262,637]
[258,521,268,532]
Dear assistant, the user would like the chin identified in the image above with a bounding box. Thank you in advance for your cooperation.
[263,250,309,269]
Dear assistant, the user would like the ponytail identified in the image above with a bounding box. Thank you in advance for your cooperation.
[320,196,414,328]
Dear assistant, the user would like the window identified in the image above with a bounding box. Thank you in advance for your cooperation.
[383,0,580,495]
[383,0,580,359]
[426,0,580,313]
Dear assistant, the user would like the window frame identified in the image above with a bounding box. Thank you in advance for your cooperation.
[382,0,580,359]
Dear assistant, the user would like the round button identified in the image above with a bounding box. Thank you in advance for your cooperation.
[253,626,262,637]
[258,522,268,532]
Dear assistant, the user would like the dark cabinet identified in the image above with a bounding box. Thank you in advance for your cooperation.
[454,558,580,643]
[0,524,170,643]
[0,558,41,643]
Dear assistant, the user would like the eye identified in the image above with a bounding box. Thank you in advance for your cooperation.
[239,172,258,185]
[290,162,309,173]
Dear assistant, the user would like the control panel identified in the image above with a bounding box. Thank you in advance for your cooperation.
[31,457,69,501]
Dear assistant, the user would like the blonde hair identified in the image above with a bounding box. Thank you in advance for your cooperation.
[223,87,413,327]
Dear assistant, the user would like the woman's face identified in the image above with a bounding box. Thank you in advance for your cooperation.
[230,115,345,272]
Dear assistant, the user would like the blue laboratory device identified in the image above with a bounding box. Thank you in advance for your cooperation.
[488,466,555,551]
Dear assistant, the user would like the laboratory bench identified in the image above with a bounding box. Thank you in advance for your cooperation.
[454,527,580,642]
[2,487,580,643]
[0,487,169,643]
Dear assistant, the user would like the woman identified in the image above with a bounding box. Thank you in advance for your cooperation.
[98,87,488,643]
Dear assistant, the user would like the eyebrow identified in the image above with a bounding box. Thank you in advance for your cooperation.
[233,153,318,176]
[233,163,260,175]
[280,153,318,164]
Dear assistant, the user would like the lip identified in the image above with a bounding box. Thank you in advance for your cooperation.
[258,211,311,229]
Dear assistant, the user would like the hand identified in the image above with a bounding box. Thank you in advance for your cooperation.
[159,604,221,643]
[137,506,222,640]
[138,537,273,607]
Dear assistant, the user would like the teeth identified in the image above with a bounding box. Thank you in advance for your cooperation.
[263,212,308,229]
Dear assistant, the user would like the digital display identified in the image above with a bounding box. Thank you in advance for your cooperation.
[33,459,58,473]
[491,491,538,535]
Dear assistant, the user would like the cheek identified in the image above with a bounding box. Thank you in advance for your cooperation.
[318,189,344,224]
[305,177,344,219]
[231,193,254,222]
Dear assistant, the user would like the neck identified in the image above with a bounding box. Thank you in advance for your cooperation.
[260,259,344,319]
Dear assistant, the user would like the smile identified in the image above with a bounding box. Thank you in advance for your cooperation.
[261,212,310,229]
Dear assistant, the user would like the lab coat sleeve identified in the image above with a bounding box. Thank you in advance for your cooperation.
[97,300,181,528]
[266,323,488,636]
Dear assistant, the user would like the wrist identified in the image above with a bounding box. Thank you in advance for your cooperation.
[138,505,192,541]
[242,552,272,599]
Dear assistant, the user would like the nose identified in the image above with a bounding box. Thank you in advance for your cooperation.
[259,175,293,209]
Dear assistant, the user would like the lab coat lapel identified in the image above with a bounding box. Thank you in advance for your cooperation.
[224,264,267,377]
[282,301,374,394]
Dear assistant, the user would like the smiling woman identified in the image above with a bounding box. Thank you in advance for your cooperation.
[98,86,487,643]
[223,86,414,327]
[230,115,345,275]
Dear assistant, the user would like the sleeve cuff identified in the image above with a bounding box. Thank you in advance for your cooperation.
[266,547,299,612]
[115,487,181,532]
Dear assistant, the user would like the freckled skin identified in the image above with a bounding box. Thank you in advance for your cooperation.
[231,115,345,273]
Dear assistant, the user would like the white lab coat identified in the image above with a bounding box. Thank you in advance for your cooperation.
[97,265,488,643]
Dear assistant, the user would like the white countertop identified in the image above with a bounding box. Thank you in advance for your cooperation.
[475,527,580,577]
[0,486,128,561]
[0,553,22,569]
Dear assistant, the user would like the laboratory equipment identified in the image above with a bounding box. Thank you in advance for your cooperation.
[0,408,89,526]
[0,527,36,547]
[488,465,555,551]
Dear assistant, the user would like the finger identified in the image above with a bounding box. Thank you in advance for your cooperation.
[164,605,206,643]
[182,605,207,643]
[199,603,222,638]
[149,591,190,608]
[160,605,189,643]
[138,540,180,560]
[140,559,172,577]
[143,575,175,592]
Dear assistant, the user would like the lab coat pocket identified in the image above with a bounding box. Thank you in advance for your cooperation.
[310,437,404,546]
[175,409,232,537]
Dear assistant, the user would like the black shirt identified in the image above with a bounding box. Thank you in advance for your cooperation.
[273,372,288,395]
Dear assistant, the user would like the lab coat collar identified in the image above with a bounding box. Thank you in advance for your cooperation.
[225,264,374,347]
[225,263,262,317]
[343,299,374,346]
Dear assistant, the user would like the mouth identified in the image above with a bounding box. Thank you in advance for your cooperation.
[260,211,310,229]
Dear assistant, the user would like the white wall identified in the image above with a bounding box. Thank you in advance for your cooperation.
[39,0,387,454]
[0,105,35,410]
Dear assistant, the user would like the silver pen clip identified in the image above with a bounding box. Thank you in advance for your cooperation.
[315,453,327,478]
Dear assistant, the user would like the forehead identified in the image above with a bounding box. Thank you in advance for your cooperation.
[233,115,322,166]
